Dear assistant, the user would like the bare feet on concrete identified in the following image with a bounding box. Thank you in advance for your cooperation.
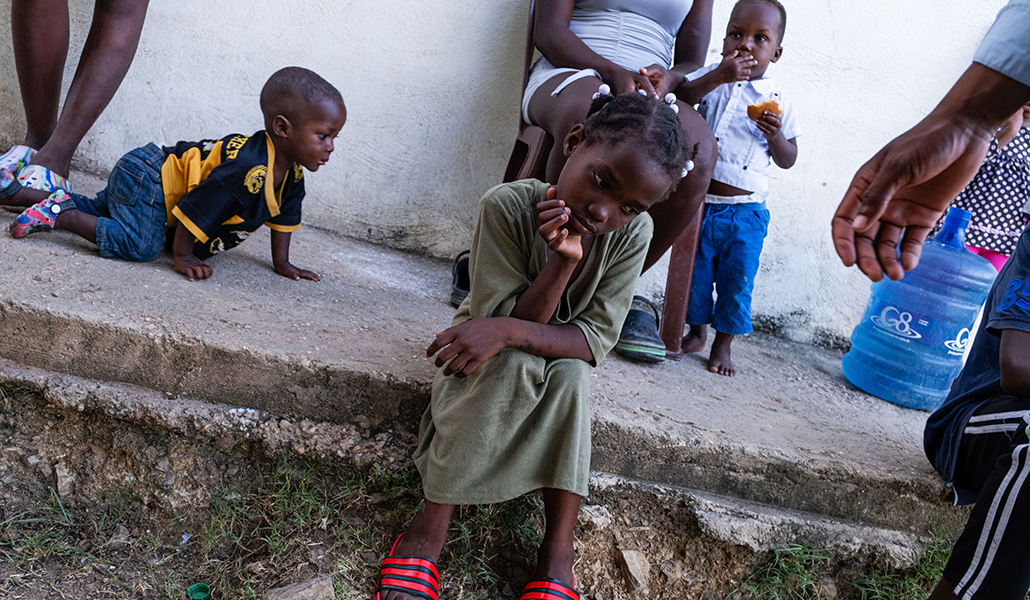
[708,331,736,377]
[681,324,707,354]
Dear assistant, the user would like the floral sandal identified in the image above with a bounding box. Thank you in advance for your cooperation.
[10,190,77,239]
[0,145,38,200]
[375,532,440,600]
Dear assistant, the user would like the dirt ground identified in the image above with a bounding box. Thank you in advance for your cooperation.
[0,383,945,600]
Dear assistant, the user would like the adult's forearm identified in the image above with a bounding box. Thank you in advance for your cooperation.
[534,0,622,77]
[931,63,1030,141]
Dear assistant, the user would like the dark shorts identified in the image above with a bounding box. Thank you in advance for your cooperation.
[943,395,1030,600]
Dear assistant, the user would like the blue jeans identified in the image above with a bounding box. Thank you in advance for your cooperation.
[686,202,770,335]
[71,143,167,262]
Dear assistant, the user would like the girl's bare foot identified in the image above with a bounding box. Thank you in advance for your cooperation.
[681,324,707,354]
[379,501,453,600]
[535,541,577,588]
[707,331,736,376]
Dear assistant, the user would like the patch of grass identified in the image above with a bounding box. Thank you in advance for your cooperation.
[731,542,835,600]
[850,536,950,600]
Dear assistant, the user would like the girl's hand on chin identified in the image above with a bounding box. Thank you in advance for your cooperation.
[537,188,584,263]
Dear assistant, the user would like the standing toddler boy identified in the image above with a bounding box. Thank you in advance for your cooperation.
[678,0,799,375]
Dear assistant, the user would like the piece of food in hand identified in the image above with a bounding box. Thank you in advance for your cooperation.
[747,99,781,121]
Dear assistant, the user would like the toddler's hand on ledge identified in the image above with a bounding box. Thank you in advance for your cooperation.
[274,262,321,282]
[174,254,213,282]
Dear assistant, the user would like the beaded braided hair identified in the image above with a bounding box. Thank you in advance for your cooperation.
[580,89,697,198]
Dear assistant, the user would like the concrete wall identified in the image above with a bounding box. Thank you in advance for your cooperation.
[0,0,1010,343]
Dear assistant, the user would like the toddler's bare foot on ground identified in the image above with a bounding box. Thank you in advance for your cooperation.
[682,324,707,354]
[708,332,736,376]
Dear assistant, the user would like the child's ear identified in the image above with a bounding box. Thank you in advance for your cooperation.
[563,124,586,157]
[272,114,292,137]
[771,46,783,63]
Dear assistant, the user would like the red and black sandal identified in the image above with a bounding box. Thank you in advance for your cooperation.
[518,577,579,600]
[375,532,441,600]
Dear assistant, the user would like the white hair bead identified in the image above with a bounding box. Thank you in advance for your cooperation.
[637,89,647,96]
[598,84,611,96]
[664,93,677,105]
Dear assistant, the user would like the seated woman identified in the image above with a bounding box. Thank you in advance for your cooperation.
[524,0,718,362]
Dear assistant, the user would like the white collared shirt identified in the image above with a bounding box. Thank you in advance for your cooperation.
[685,63,800,195]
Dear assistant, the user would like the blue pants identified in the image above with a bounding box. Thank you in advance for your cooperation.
[71,143,167,262]
[686,202,770,335]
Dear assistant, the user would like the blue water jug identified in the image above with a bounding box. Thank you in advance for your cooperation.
[841,208,997,410]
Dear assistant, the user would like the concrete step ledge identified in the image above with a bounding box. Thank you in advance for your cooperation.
[0,360,932,579]
[0,209,960,537]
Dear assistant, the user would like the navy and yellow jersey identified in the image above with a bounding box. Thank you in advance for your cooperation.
[160,131,305,259]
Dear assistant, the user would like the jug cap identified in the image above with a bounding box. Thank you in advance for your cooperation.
[935,207,972,248]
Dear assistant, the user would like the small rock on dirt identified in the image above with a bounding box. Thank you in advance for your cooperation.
[618,549,650,591]
[54,463,74,498]
[108,524,132,548]
[580,504,613,530]
[261,576,335,600]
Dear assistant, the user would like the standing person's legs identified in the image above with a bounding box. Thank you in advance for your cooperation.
[0,0,70,195]
[684,203,720,353]
[934,397,1030,600]
[7,0,149,207]
[11,0,70,150]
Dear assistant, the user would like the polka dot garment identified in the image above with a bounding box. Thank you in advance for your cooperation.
[950,127,1030,256]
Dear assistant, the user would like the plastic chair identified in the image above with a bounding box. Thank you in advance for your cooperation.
[501,0,700,360]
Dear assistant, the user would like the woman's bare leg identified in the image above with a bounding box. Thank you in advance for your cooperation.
[8,0,148,207]
[526,76,604,184]
[11,0,70,149]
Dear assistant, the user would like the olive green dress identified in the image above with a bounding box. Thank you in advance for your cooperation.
[413,179,652,504]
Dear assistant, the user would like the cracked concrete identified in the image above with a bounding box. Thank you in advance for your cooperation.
[0,172,965,552]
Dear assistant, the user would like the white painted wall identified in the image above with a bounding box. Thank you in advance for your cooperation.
[0,0,1010,344]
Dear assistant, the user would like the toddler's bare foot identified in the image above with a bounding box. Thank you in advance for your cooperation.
[681,324,707,354]
[707,331,736,377]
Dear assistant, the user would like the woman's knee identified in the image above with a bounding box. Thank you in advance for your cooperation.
[678,107,717,171]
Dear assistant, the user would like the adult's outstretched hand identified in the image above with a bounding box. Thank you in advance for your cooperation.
[831,63,1030,281]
